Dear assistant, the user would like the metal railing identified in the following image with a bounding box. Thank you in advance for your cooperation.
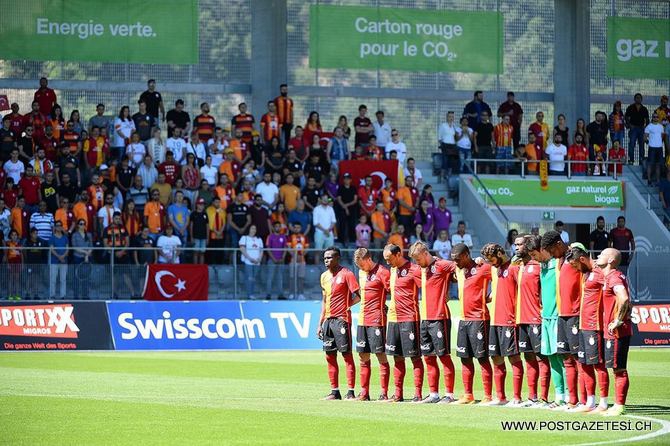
[460,161,510,229]
[461,158,624,180]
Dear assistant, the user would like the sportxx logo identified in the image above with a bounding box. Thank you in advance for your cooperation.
[0,305,79,338]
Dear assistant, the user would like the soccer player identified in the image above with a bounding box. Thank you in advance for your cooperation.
[566,243,610,413]
[317,247,360,400]
[541,230,583,409]
[513,235,551,407]
[480,243,524,406]
[526,235,567,408]
[353,247,391,401]
[599,248,632,417]
[450,243,494,405]
[382,243,424,402]
[409,241,457,404]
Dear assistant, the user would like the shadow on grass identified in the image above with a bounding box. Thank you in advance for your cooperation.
[625,405,670,416]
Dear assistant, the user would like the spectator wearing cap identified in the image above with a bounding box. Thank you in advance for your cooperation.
[313,194,336,250]
[265,220,288,299]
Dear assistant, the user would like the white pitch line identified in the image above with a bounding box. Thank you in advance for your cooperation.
[574,415,670,446]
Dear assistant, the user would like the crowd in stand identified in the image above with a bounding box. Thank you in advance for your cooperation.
[0,78,668,299]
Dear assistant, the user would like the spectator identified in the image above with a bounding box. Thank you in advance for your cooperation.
[98,193,121,233]
[608,140,626,177]
[195,178,214,207]
[396,176,418,236]
[186,132,207,167]
[354,104,374,148]
[219,149,241,185]
[133,226,157,266]
[132,100,155,144]
[355,214,372,249]
[200,155,218,187]
[414,199,435,242]
[304,111,322,137]
[231,102,256,146]
[0,117,17,162]
[313,195,336,250]
[137,154,158,190]
[609,216,635,274]
[69,110,84,136]
[357,175,377,218]
[166,99,191,138]
[207,127,227,169]
[474,110,494,174]
[589,216,609,257]
[19,125,38,164]
[113,106,135,162]
[241,159,261,186]
[139,79,165,123]
[239,224,263,299]
[166,129,186,165]
[122,199,142,238]
[24,227,47,298]
[72,189,95,234]
[367,135,384,161]
[255,171,279,210]
[83,126,109,170]
[158,151,180,186]
[303,151,326,188]
[528,111,550,154]
[385,129,407,167]
[11,196,29,241]
[4,149,24,184]
[336,173,358,247]
[645,113,665,185]
[288,198,311,240]
[4,103,24,137]
[497,91,524,148]
[655,95,669,127]
[190,198,209,264]
[455,116,474,172]
[214,173,235,210]
[25,101,47,142]
[555,220,570,243]
[505,229,519,257]
[167,190,190,243]
[326,126,349,173]
[301,176,320,212]
[34,77,57,116]
[586,111,609,163]
[146,128,165,164]
[206,196,226,264]
[370,201,391,250]
[88,103,111,134]
[433,229,452,260]
[625,93,650,164]
[279,173,300,213]
[451,221,473,248]
[116,156,135,198]
[249,194,271,243]
[387,224,408,254]
[49,221,68,298]
[553,113,570,147]
[19,165,41,213]
[609,101,625,146]
[30,200,54,242]
[288,126,307,162]
[157,224,182,264]
[54,197,75,235]
[181,153,200,202]
[567,133,589,176]
[194,102,216,143]
[265,221,288,299]
[373,110,392,151]
[438,111,459,176]
[545,134,567,175]
[0,197,9,240]
[260,101,280,145]
[334,115,352,141]
[404,158,423,188]
[493,115,515,174]
[288,222,308,299]
[432,197,452,235]
[4,229,22,299]
[144,189,166,239]
[71,218,93,299]
[463,90,492,130]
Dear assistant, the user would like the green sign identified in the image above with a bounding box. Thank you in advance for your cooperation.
[309,5,503,74]
[0,0,198,64]
[473,179,625,208]
[607,17,670,79]
[542,211,555,220]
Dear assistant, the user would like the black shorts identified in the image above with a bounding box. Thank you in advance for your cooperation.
[648,146,663,164]
[356,325,385,354]
[605,336,630,370]
[456,320,489,359]
[488,325,519,357]
[385,321,420,357]
[518,323,542,354]
[420,319,451,356]
[578,330,604,365]
[321,318,352,353]
[557,316,580,355]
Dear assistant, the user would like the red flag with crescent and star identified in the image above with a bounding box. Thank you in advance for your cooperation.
[143,264,209,301]
[337,160,400,190]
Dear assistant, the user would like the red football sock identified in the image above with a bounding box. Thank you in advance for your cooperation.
[326,353,339,389]
[493,362,507,401]
[563,356,578,405]
[582,364,596,399]
[411,357,424,398]
[425,356,439,393]
[614,370,629,405]
[393,357,406,399]
[512,360,524,401]
[596,363,609,398]
[462,360,475,396]
[538,356,551,401]
[525,357,539,400]
[578,361,587,405]
[478,358,493,399]
[359,360,371,396]
[379,361,390,395]
[439,354,455,394]
[343,353,356,390]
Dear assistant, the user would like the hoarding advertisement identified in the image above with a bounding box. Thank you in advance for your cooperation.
[631,303,670,347]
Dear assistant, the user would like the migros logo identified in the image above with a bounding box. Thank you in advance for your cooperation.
[0,305,80,338]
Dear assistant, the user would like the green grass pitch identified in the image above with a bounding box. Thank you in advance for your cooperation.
[1,349,669,445]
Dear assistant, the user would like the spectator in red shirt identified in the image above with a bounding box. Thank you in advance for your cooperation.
[608,140,626,176]
[4,103,24,136]
[158,151,180,186]
[18,165,42,212]
[608,216,635,273]
[357,175,378,217]
[34,77,57,116]
[288,126,307,162]
[567,133,589,176]
[26,101,47,141]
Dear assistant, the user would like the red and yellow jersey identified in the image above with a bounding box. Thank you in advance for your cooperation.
[62,130,80,154]
[231,113,255,138]
[194,114,216,140]
[214,184,235,210]
[370,210,391,240]
[54,208,74,230]
[414,258,456,321]
[358,263,390,327]
[490,262,519,327]
[287,233,309,262]
[274,96,294,125]
[579,267,605,331]
[87,185,104,211]
[557,258,582,317]
[494,123,514,147]
[387,261,420,323]
[515,260,542,324]
[380,187,396,212]
[602,269,632,339]
[260,113,280,142]
[10,207,29,239]
[456,262,491,321]
[528,121,550,149]
[320,267,359,322]
[357,186,379,214]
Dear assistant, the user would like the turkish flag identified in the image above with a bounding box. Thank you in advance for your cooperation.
[0,95,9,111]
[338,160,400,190]
[143,264,209,301]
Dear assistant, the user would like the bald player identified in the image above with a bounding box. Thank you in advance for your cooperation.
[354,247,391,401]
[566,243,610,413]
[383,243,424,402]
[318,246,360,400]
[599,248,632,417]
[450,243,494,405]
[409,241,458,404]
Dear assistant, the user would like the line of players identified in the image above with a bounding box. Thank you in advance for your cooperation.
[317,230,632,417]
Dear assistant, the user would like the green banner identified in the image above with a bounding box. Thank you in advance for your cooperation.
[473,179,625,208]
[607,17,670,79]
[0,0,198,64]
[309,5,503,74]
